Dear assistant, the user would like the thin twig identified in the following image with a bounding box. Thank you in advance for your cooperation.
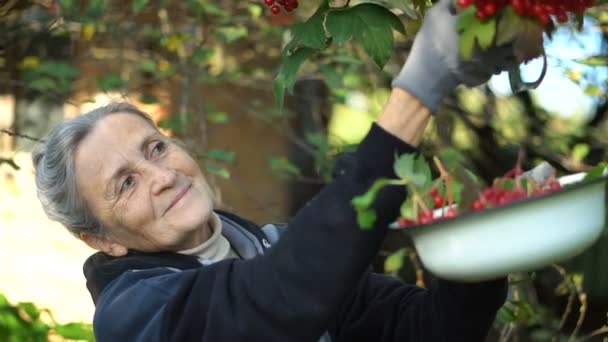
[0,128,45,142]
[552,264,588,342]
[553,264,576,342]
[406,248,425,288]
[576,326,608,342]
[499,323,515,342]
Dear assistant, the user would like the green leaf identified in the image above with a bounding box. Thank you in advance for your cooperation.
[458,7,497,58]
[0,293,8,306]
[576,55,608,66]
[205,162,231,179]
[29,77,56,91]
[188,0,205,15]
[291,11,327,49]
[247,4,263,18]
[133,0,149,13]
[274,47,316,110]
[497,306,517,323]
[572,143,590,162]
[305,132,327,147]
[17,302,39,320]
[54,322,94,341]
[384,248,406,273]
[34,62,80,79]
[495,6,524,46]
[199,148,236,163]
[352,178,390,210]
[394,153,416,180]
[584,85,603,96]
[456,6,476,32]
[326,3,405,67]
[476,17,496,50]
[85,0,104,18]
[216,26,248,43]
[319,64,343,89]
[206,111,229,124]
[326,10,355,45]
[273,77,286,112]
[140,94,159,104]
[357,209,377,230]
[414,155,432,188]
[158,112,191,132]
[97,74,128,92]
[192,47,215,65]
[400,197,415,219]
[139,59,157,73]
[57,0,74,13]
[584,163,606,181]
[269,157,301,176]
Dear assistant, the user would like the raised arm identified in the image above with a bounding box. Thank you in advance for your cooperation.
[93,0,522,340]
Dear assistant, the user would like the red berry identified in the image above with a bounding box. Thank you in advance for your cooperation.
[445,208,457,218]
[549,180,561,191]
[475,10,487,20]
[472,199,484,211]
[483,2,497,16]
[270,4,280,14]
[418,210,434,224]
[429,187,439,197]
[532,4,544,16]
[556,12,568,23]
[457,0,473,8]
[264,0,275,6]
[511,0,526,15]
[399,218,416,226]
[433,195,445,208]
[537,12,551,25]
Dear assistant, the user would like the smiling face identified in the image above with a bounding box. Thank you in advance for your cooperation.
[74,112,215,254]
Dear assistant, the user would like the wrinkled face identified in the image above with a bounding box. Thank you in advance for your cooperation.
[74,112,215,252]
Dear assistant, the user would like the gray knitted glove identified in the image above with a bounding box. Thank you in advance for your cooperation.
[392,0,520,113]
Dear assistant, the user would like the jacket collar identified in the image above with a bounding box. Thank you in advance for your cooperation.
[83,210,265,304]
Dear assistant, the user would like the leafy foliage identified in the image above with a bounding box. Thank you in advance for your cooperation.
[273,1,405,109]
[0,293,93,341]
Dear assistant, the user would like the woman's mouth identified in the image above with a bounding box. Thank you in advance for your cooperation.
[165,183,192,215]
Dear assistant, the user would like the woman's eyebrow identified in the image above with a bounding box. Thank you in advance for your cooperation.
[103,132,158,196]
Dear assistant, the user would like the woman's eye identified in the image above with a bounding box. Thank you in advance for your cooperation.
[150,141,167,158]
[119,175,135,194]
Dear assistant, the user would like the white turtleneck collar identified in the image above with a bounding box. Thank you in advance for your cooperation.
[178,212,237,261]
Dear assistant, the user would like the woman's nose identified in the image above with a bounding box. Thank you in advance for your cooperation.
[149,164,177,196]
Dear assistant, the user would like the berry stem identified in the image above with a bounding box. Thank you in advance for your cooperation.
[413,193,431,214]
[433,156,454,206]
[514,149,525,191]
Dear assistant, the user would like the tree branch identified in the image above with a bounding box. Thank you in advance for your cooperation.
[0,128,45,142]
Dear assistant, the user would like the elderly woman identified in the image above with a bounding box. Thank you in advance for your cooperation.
[33,1,521,341]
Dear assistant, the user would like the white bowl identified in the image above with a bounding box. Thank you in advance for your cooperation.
[394,172,608,282]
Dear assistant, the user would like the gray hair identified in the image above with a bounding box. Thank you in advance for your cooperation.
[32,102,155,237]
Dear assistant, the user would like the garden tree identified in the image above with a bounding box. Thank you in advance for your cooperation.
[1,0,608,340]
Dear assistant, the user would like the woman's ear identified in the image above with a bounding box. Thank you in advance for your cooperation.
[80,233,128,257]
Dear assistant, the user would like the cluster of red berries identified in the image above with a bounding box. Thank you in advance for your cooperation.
[470,179,561,210]
[397,176,562,227]
[456,0,595,25]
[264,0,299,15]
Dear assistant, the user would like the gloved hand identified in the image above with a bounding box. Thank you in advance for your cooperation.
[392,0,521,113]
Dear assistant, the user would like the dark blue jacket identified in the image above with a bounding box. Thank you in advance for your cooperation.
[83,124,507,341]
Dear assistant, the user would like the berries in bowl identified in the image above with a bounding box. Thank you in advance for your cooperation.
[353,153,607,282]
